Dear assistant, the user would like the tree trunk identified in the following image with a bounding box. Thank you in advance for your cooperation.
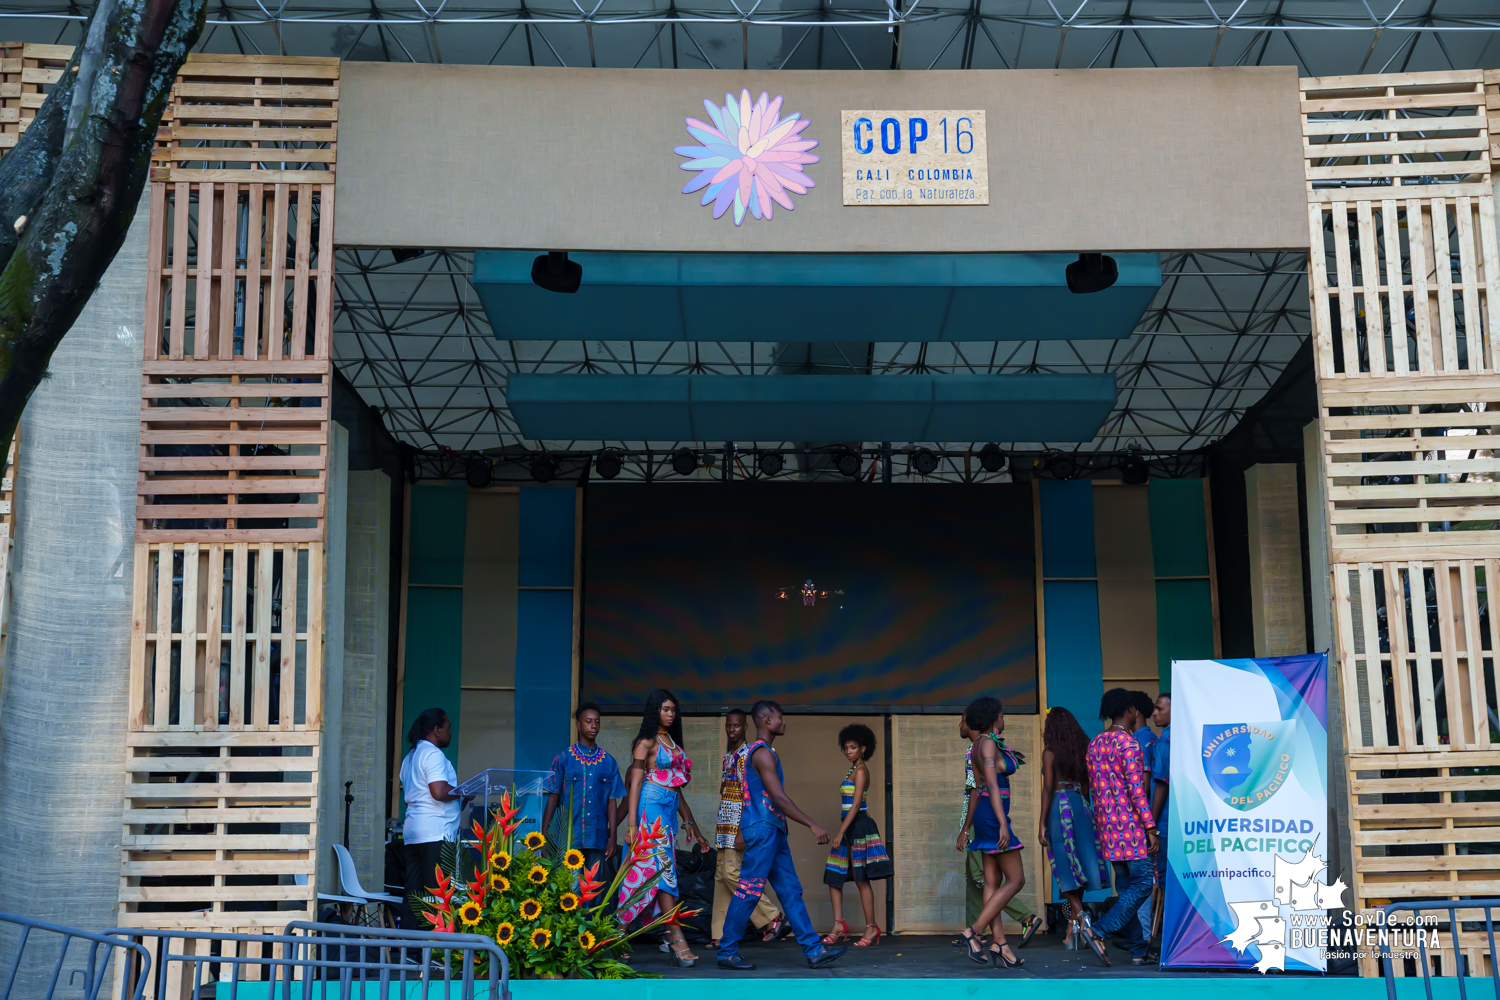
[0,0,207,459]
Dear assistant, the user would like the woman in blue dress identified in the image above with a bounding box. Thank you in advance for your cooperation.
[622,688,711,967]
[957,696,1027,969]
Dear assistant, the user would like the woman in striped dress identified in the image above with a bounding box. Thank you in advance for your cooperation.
[821,724,893,947]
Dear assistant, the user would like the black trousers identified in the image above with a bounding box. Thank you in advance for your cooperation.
[581,847,620,916]
[401,840,447,932]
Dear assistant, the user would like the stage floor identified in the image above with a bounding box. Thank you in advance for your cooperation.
[626,932,1281,979]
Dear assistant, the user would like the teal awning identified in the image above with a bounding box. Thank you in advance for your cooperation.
[474,252,1160,342]
[506,373,1117,442]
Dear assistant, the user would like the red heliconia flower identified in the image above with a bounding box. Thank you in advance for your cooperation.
[423,909,455,933]
[466,872,488,908]
[431,865,456,911]
[662,907,703,927]
[578,862,605,903]
[495,790,521,836]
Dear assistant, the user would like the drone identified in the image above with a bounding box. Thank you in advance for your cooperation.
[775,579,845,607]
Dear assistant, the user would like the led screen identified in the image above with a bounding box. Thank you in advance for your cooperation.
[581,483,1036,713]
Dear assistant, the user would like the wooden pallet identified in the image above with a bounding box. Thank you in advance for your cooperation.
[120,54,339,937]
[1305,69,1500,976]
[0,42,69,153]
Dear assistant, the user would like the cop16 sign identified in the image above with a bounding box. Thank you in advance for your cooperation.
[840,110,988,206]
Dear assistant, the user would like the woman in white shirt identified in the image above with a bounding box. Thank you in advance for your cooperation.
[399,708,464,931]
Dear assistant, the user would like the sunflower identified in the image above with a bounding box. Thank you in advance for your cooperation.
[577,931,596,951]
[562,849,585,871]
[530,927,552,949]
[524,832,546,851]
[558,892,580,912]
[526,864,548,885]
[456,900,483,928]
[495,922,515,945]
[490,873,510,892]
[490,850,512,871]
[519,898,543,921]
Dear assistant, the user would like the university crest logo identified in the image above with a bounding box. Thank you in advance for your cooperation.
[1201,721,1297,811]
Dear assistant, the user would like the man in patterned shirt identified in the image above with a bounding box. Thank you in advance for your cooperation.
[1085,688,1160,965]
[709,709,785,947]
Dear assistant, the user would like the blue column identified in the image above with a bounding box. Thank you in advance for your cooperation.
[514,488,577,772]
[1040,480,1103,737]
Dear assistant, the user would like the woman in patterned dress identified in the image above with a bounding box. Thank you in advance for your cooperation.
[821,723,893,947]
[622,688,711,967]
[957,696,1027,968]
[1037,706,1112,962]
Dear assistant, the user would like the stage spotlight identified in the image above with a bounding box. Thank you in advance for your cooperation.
[391,248,425,264]
[671,447,698,476]
[530,453,559,483]
[596,449,623,480]
[758,451,784,477]
[1120,447,1149,485]
[531,251,582,294]
[1065,253,1118,295]
[978,443,1007,474]
[835,449,861,478]
[912,448,939,476]
[464,454,492,489]
[1046,451,1077,480]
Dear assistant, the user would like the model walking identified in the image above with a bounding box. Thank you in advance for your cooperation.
[1037,706,1112,964]
[957,696,1027,969]
[821,723,893,947]
[621,688,711,967]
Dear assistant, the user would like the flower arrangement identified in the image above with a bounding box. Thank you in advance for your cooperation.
[419,789,700,979]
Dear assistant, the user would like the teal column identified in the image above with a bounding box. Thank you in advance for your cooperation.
[403,481,467,768]
[1040,479,1103,737]
[515,488,577,772]
[1148,479,1216,692]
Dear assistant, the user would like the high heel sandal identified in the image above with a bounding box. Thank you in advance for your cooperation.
[1018,914,1044,949]
[821,919,849,946]
[666,931,697,968]
[853,925,882,947]
[960,928,990,966]
[990,943,1023,969]
[1077,914,1111,967]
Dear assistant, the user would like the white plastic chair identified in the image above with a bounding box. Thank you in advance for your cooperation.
[296,873,364,915]
[334,843,403,926]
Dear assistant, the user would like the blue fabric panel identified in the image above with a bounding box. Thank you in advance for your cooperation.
[474,251,1161,342]
[507,373,1117,443]
[1149,478,1210,578]
[515,589,575,772]
[1039,479,1096,579]
[519,488,576,588]
[1044,580,1104,739]
[402,587,464,768]
[407,481,468,587]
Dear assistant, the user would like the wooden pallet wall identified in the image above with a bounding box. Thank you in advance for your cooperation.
[1303,68,1500,978]
[0,41,68,150]
[120,53,339,939]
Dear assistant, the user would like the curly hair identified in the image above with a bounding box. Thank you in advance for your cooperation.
[633,688,684,750]
[964,696,1002,735]
[837,723,876,761]
[1043,706,1090,796]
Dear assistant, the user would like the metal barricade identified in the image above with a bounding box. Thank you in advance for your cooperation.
[106,922,510,1000]
[0,911,150,1000]
[1382,899,1500,1000]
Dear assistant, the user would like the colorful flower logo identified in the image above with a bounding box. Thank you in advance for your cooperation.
[676,89,819,226]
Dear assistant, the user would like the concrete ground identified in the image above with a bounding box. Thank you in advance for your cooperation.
[628,931,1246,979]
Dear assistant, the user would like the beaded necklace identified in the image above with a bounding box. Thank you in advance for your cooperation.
[569,742,606,765]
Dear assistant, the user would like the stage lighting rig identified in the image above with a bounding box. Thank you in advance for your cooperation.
[835,449,861,478]
[1065,253,1118,294]
[531,251,582,294]
[530,453,559,483]
[978,443,1007,474]
[758,451,784,477]
[1120,446,1149,485]
[464,454,493,488]
[671,448,698,476]
[596,449,623,480]
[1045,450,1077,480]
[912,448,939,476]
